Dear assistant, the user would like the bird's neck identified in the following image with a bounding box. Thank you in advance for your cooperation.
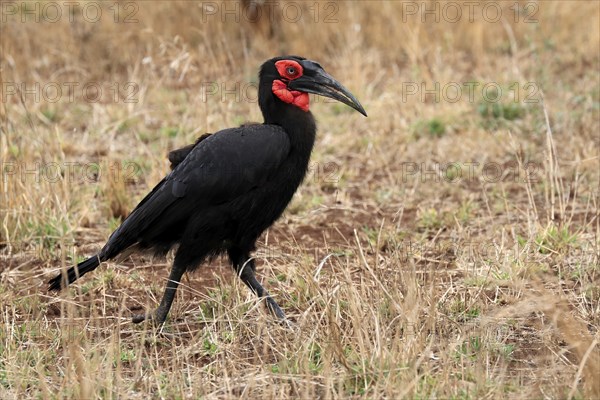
[263,105,316,156]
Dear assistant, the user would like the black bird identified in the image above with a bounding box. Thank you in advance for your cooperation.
[49,56,367,324]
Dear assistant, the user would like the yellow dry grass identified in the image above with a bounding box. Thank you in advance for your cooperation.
[1,1,599,398]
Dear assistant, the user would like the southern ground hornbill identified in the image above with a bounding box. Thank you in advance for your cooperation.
[48,56,367,324]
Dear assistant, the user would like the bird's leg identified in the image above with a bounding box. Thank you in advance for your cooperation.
[240,259,287,320]
[230,251,287,320]
[132,261,186,324]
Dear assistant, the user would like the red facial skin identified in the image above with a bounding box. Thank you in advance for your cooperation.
[272,60,309,112]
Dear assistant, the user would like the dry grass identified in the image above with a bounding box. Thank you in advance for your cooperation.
[1,1,599,398]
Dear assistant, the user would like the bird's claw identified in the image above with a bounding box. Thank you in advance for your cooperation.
[132,308,168,325]
[264,296,296,330]
[265,296,286,319]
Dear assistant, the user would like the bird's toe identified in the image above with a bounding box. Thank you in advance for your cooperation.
[131,313,149,324]
[265,296,287,320]
[132,309,168,325]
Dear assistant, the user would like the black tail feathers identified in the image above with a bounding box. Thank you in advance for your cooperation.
[48,255,102,291]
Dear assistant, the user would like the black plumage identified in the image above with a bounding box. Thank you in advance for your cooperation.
[49,56,366,324]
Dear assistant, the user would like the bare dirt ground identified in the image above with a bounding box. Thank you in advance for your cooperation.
[1,1,599,398]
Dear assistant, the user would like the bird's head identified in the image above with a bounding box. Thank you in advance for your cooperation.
[259,56,367,121]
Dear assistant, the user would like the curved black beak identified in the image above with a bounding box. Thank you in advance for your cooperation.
[288,63,367,117]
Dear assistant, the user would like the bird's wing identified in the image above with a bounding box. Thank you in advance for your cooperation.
[101,124,290,258]
[167,124,261,170]
[167,133,212,170]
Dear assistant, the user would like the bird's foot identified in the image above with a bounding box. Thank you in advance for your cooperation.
[132,307,168,325]
[265,296,286,319]
[264,296,295,330]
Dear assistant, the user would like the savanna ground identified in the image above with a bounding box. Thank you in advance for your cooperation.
[1,1,599,398]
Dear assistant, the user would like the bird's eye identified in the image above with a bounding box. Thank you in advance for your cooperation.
[274,60,303,80]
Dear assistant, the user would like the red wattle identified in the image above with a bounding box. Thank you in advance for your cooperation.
[291,92,309,112]
[272,80,310,112]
